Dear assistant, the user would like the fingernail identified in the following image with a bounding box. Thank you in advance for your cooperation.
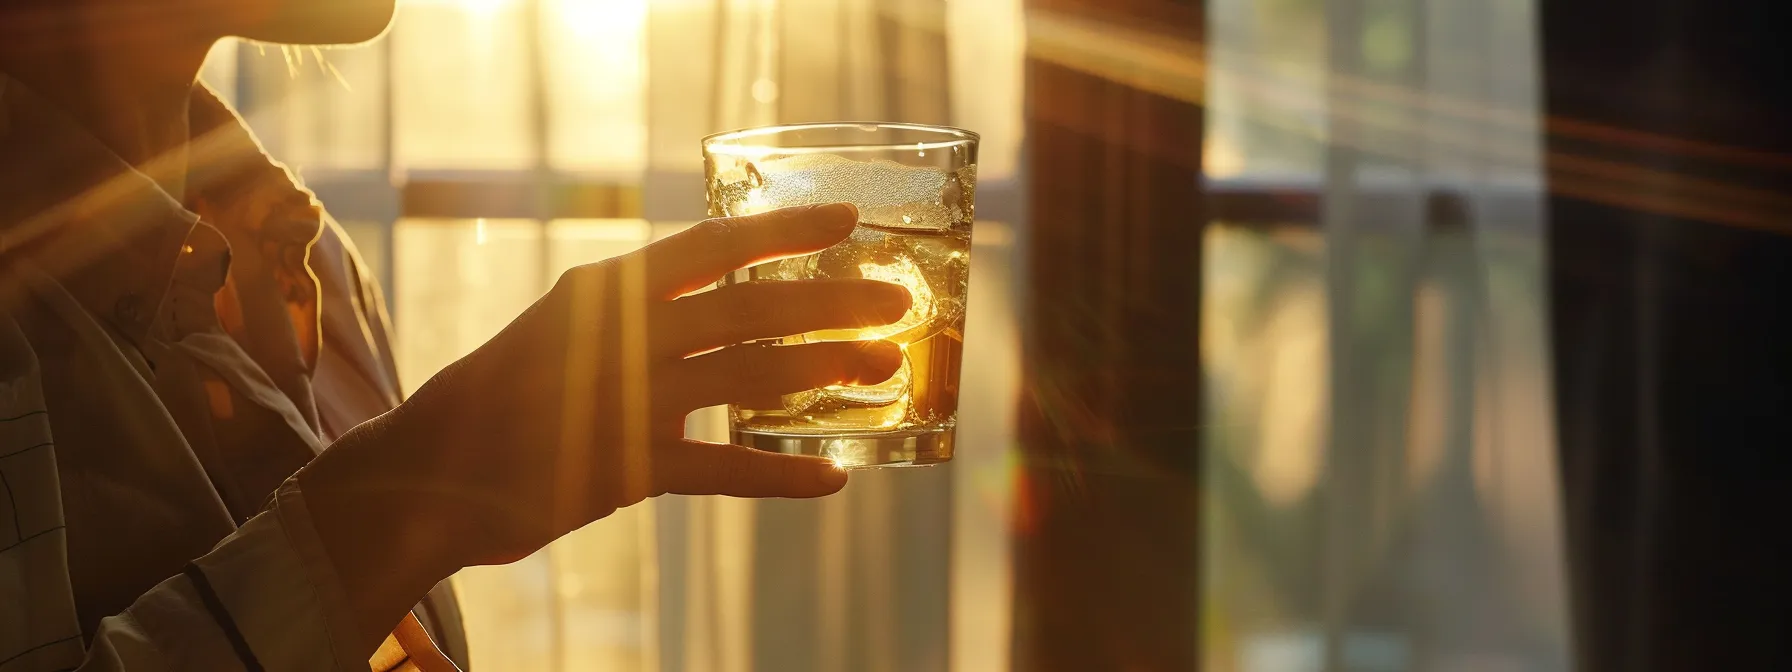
[812,202,858,227]
[874,283,913,317]
[814,461,849,488]
[857,341,903,382]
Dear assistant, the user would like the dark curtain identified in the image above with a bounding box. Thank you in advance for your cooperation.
[1012,0,1205,669]
[1544,1,1792,670]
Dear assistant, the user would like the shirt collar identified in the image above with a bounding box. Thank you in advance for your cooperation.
[0,73,322,343]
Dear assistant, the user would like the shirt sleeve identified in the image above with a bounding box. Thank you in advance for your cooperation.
[69,480,368,672]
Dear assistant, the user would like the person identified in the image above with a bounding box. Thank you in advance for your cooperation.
[0,0,911,669]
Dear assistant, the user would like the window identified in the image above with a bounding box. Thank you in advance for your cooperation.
[201,0,1565,668]
[1200,0,1568,669]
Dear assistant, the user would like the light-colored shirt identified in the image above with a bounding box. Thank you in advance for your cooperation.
[0,75,467,670]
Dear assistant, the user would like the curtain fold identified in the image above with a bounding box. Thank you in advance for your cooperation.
[1544,1,1792,669]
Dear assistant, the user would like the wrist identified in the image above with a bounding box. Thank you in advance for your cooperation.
[297,409,465,655]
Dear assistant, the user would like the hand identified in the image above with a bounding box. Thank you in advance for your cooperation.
[298,203,907,653]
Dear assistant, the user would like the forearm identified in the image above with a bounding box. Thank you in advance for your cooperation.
[38,481,396,671]
[296,404,464,659]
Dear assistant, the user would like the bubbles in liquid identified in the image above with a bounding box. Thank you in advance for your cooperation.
[751,154,972,230]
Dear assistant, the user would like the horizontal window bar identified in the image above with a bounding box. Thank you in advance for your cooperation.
[304,169,1539,230]
[402,180,643,220]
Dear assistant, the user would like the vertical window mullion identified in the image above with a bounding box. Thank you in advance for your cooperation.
[526,0,556,297]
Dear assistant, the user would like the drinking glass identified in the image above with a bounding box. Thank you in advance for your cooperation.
[704,122,978,468]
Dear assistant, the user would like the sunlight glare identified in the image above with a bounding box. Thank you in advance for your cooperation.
[555,0,648,41]
[423,0,513,16]
[542,0,648,170]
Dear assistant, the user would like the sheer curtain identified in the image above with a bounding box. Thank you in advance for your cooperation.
[1202,0,1570,669]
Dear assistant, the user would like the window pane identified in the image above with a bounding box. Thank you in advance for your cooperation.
[336,219,391,291]
[234,42,385,170]
[1205,0,1327,179]
[392,218,543,393]
[947,0,1024,181]
[272,44,388,171]
[542,0,648,172]
[545,505,656,671]
[457,512,658,672]
[455,554,557,670]
[394,0,536,169]
[1199,222,1332,669]
[1199,222,1568,670]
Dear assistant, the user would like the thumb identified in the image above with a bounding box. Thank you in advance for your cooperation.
[654,439,848,498]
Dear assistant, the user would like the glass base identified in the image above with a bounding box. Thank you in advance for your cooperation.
[731,426,954,469]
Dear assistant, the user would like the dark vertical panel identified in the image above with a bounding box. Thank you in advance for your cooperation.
[1543,1,1792,670]
[1013,0,1205,669]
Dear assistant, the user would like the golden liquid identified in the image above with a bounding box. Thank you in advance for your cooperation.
[706,149,974,465]
[724,224,970,436]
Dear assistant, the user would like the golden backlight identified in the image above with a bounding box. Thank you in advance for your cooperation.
[415,0,642,32]
[198,0,1025,668]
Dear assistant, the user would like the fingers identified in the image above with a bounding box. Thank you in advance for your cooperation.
[654,439,848,498]
[659,340,903,411]
[633,203,859,299]
[655,279,912,357]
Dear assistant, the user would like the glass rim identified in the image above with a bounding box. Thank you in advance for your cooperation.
[702,121,980,157]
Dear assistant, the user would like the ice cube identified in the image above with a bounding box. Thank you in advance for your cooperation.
[904,234,969,330]
[855,255,936,342]
[788,225,963,346]
[781,387,825,416]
